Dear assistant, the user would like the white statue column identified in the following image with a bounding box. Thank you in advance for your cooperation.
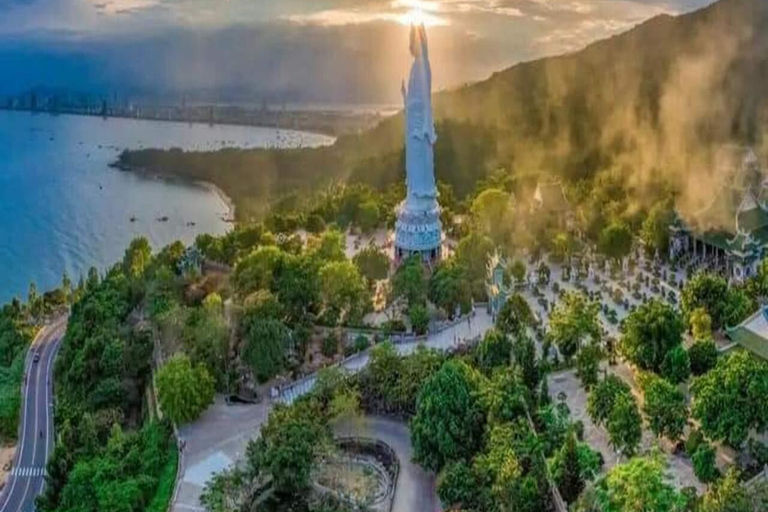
[394,24,442,264]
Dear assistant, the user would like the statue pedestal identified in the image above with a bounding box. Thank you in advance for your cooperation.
[394,201,442,264]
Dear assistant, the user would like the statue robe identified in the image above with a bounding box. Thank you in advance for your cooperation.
[403,27,438,209]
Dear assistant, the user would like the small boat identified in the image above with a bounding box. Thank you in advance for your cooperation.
[130,216,137,223]
[156,216,169,222]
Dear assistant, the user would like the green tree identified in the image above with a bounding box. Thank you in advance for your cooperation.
[409,303,429,335]
[397,346,445,416]
[682,273,754,330]
[620,299,684,373]
[437,461,487,511]
[552,232,575,264]
[692,442,719,483]
[690,307,713,341]
[456,232,495,298]
[305,213,326,234]
[593,453,686,512]
[473,423,526,509]
[357,342,403,413]
[691,351,768,447]
[357,200,381,233]
[273,253,320,323]
[243,319,292,383]
[318,260,370,325]
[642,375,688,442]
[513,335,542,391]
[661,345,691,384]
[308,229,346,263]
[700,468,752,512]
[598,222,633,264]
[123,236,153,279]
[549,292,601,361]
[392,255,427,308]
[156,354,215,425]
[588,375,632,426]
[475,329,512,373]
[607,393,643,457]
[557,433,586,504]
[429,259,471,317]
[509,259,527,284]
[641,202,673,258]
[411,360,486,472]
[688,339,718,376]
[352,244,390,283]
[496,293,534,337]
[479,370,528,425]
[232,245,285,295]
[256,401,328,495]
[183,302,229,388]
[576,343,603,390]
[471,188,514,246]
[61,271,73,304]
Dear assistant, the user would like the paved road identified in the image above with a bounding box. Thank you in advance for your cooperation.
[0,317,66,512]
[334,416,440,512]
[277,310,494,405]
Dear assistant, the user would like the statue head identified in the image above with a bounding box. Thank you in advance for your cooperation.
[409,24,427,59]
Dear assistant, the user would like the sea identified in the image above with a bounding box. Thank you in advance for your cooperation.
[0,110,334,304]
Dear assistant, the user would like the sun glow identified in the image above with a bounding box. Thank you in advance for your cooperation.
[396,0,447,26]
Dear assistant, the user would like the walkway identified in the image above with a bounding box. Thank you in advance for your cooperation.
[277,310,493,405]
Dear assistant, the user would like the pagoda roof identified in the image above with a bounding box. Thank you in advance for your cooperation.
[727,309,768,360]
[685,157,768,248]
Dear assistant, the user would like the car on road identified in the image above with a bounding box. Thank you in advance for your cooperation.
[33,350,41,363]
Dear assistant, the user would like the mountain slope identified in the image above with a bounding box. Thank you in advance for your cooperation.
[121,0,768,220]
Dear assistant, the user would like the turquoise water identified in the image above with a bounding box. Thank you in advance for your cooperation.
[0,110,333,303]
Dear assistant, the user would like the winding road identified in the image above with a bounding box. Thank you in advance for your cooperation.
[0,316,66,512]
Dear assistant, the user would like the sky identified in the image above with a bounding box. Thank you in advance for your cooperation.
[0,0,719,104]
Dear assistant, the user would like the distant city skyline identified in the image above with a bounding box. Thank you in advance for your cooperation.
[0,0,718,103]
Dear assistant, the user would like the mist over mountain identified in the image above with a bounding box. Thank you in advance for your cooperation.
[432,0,768,213]
[119,0,768,225]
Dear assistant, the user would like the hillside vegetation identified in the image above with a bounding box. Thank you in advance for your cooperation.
[118,0,768,223]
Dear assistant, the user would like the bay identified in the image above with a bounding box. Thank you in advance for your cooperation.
[0,110,333,303]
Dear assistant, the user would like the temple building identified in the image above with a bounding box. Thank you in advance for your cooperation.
[394,25,442,264]
[669,149,768,282]
[726,307,768,360]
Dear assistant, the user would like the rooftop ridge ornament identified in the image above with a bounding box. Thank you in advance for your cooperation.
[394,24,442,264]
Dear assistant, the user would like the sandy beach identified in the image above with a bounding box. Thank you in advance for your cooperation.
[196,180,236,224]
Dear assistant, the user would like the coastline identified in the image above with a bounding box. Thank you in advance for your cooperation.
[111,161,238,225]
[0,106,365,139]
[196,180,237,224]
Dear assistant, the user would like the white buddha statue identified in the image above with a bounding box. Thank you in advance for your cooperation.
[402,24,438,211]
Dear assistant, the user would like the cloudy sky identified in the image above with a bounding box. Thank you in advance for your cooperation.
[0,0,718,103]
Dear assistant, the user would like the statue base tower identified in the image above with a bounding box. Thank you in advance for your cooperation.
[394,200,442,264]
[394,23,442,266]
